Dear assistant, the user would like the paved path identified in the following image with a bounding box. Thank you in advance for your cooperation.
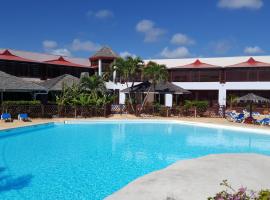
[106,154,270,200]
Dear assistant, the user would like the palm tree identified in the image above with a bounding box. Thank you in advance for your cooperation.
[80,75,107,99]
[227,94,238,110]
[114,56,144,112]
[140,61,168,112]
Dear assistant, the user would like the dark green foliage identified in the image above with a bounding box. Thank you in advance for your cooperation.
[56,75,115,107]
[2,100,41,106]
[184,100,209,111]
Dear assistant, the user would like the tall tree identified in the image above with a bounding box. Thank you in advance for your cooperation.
[140,61,168,112]
[114,56,144,112]
[80,75,107,99]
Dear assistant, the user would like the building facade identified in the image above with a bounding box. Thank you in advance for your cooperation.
[1,47,270,107]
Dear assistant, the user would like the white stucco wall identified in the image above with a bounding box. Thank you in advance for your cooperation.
[106,81,270,106]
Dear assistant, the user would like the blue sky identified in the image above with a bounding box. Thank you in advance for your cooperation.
[0,0,269,59]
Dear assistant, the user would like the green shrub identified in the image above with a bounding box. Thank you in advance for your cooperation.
[195,100,209,112]
[184,100,209,116]
[2,100,41,106]
[208,180,270,200]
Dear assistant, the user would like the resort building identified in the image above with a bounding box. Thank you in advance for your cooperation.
[1,47,270,107]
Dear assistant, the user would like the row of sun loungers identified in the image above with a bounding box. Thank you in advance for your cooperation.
[0,113,31,122]
[226,111,270,125]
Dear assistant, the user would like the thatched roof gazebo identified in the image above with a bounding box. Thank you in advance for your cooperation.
[121,81,190,107]
[0,71,46,102]
[236,93,270,118]
[39,74,80,92]
[121,81,190,94]
[90,46,119,61]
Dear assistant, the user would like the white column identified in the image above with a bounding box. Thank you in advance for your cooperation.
[98,59,102,76]
[218,85,227,106]
[119,92,126,104]
[165,94,173,107]
[113,70,116,83]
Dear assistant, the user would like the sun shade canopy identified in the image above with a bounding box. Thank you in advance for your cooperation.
[236,93,270,103]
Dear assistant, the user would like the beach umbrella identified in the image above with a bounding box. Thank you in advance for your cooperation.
[236,93,270,117]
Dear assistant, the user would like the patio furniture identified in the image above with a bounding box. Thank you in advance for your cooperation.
[18,113,31,122]
[1,113,12,122]
[234,113,245,123]
[236,93,270,124]
[256,118,270,126]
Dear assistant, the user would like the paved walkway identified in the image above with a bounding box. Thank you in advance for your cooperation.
[0,115,269,131]
[106,154,270,200]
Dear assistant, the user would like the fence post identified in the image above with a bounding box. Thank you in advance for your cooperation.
[41,104,44,118]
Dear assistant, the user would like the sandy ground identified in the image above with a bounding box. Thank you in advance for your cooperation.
[0,114,270,131]
[106,154,270,200]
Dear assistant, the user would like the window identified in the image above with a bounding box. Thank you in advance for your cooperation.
[200,70,220,82]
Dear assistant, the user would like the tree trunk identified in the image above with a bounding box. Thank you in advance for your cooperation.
[125,82,135,113]
[139,83,155,114]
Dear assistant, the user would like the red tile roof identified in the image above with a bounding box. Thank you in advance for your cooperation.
[0,50,35,63]
[44,56,88,68]
[227,57,270,68]
[174,59,220,69]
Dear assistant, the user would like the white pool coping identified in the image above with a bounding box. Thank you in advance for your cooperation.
[63,119,270,135]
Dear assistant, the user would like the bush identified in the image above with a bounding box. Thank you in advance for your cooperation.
[184,100,209,117]
[2,100,41,106]
[208,180,270,200]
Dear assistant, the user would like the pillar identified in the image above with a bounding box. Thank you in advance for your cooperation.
[113,70,116,83]
[119,92,126,104]
[98,59,102,76]
[218,86,227,106]
[165,94,173,107]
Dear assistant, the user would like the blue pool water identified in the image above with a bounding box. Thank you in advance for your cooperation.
[0,121,270,199]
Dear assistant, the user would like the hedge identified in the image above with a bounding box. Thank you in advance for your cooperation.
[1,100,41,106]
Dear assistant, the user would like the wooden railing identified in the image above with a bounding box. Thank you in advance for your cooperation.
[134,105,224,118]
[0,105,111,118]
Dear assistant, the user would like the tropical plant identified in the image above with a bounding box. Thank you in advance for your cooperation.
[80,75,106,96]
[227,94,238,110]
[56,75,115,107]
[184,100,209,117]
[139,61,168,113]
[114,56,144,112]
[208,180,270,200]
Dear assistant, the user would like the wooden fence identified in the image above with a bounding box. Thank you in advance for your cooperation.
[0,105,111,118]
[135,105,224,117]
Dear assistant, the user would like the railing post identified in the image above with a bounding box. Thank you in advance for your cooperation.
[41,104,44,118]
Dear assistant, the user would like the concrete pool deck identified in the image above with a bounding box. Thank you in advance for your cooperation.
[0,115,270,131]
[106,154,270,200]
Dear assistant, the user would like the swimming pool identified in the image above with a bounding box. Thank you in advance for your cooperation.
[0,120,270,200]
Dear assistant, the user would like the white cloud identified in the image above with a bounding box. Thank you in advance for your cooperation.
[160,47,191,59]
[244,46,264,54]
[218,0,263,9]
[43,40,58,49]
[120,51,137,58]
[71,39,100,52]
[136,19,165,42]
[49,48,71,57]
[209,40,232,55]
[171,33,195,45]
[87,9,114,19]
